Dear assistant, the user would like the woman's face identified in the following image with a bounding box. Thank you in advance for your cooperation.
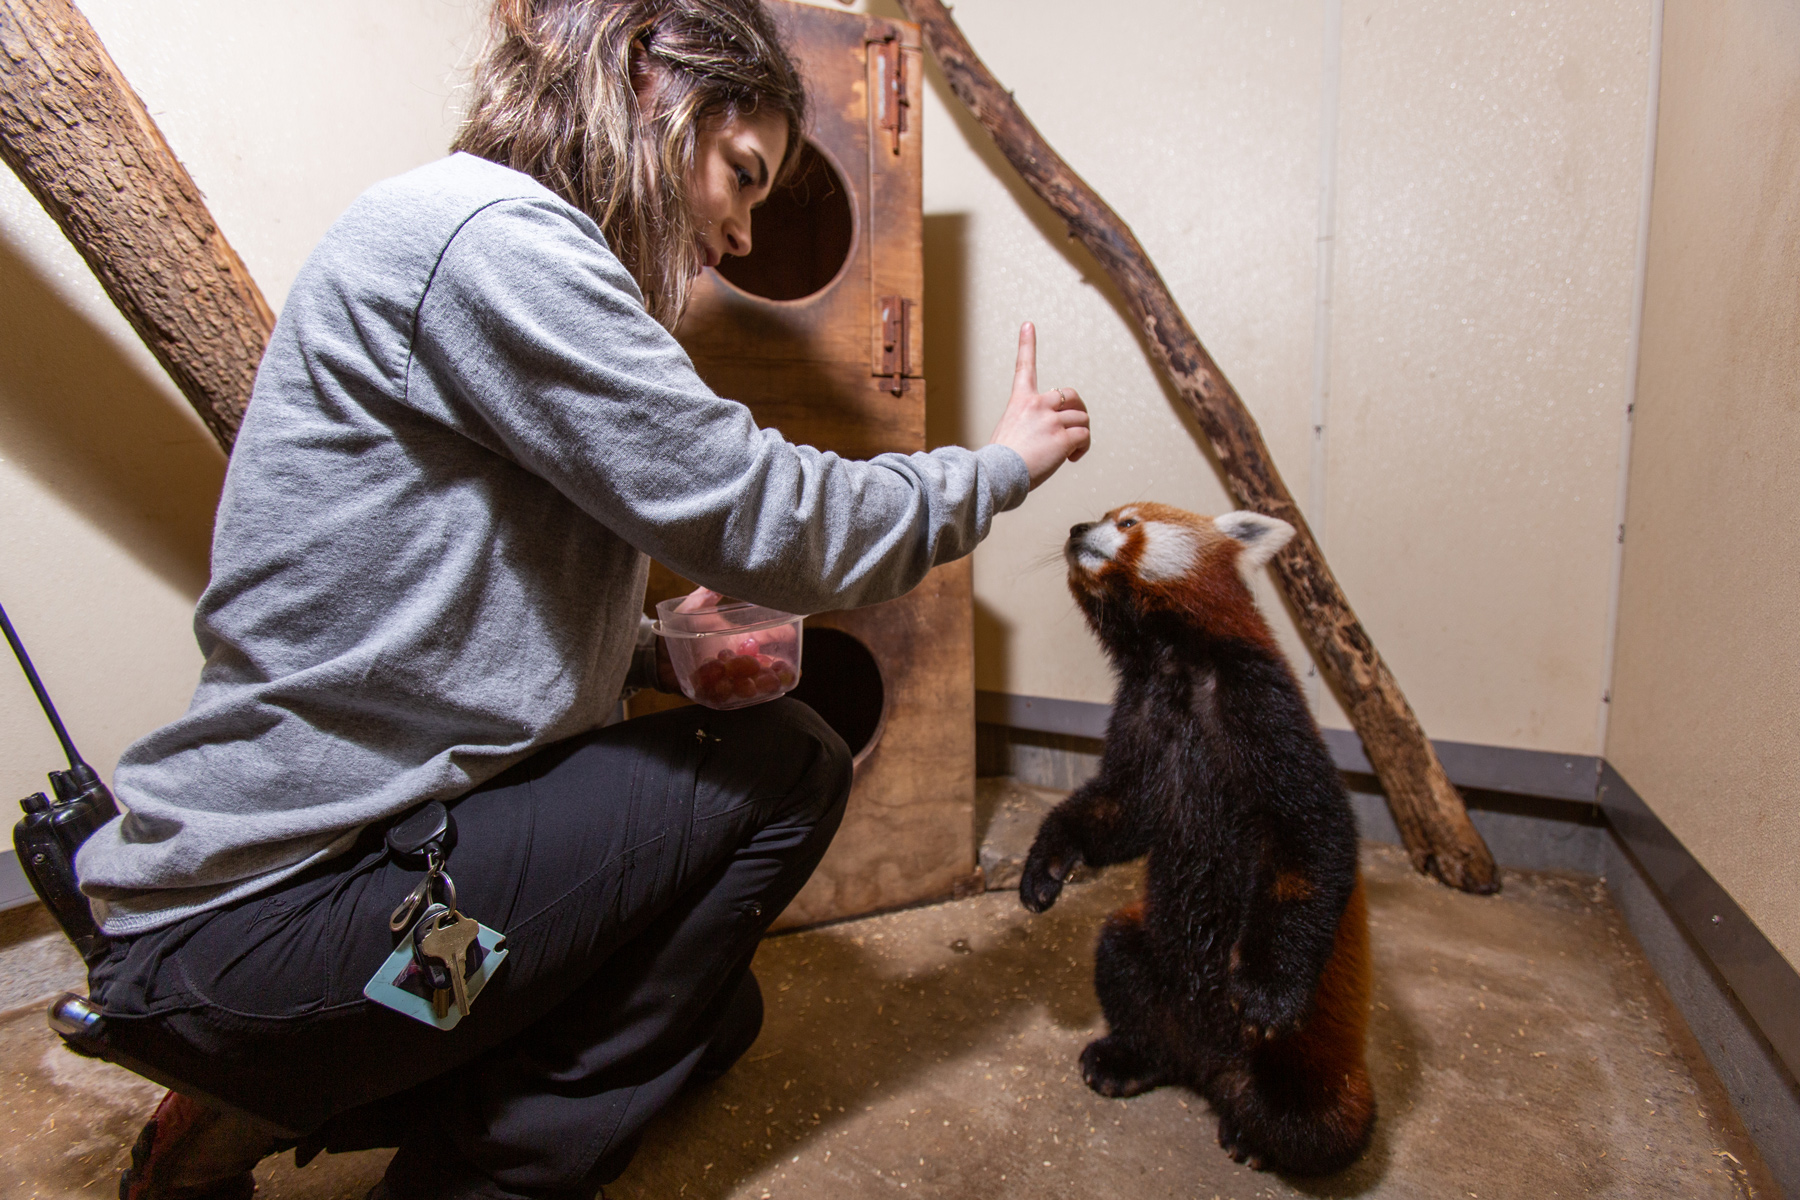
[687,108,789,272]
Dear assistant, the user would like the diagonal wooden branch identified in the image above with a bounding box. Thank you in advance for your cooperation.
[896,0,1498,893]
[0,0,272,453]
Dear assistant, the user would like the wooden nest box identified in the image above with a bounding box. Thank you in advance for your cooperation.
[644,1,976,926]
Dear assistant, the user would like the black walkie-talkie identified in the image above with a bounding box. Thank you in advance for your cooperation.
[4,601,118,962]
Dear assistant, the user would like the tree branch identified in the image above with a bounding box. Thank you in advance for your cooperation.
[0,0,272,453]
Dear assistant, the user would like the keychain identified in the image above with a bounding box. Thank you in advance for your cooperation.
[363,800,508,1031]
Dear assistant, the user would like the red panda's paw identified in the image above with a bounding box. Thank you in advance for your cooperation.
[1216,1113,1268,1171]
[1227,969,1312,1044]
[1019,840,1079,913]
[1078,1036,1167,1099]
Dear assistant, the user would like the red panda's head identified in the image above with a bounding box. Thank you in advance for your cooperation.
[1065,502,1295,648]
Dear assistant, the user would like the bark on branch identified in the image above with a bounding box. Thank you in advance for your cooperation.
[0,0,272,453]
[896,0,1499,893]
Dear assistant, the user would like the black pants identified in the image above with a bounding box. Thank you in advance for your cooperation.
[87,698,852,1199]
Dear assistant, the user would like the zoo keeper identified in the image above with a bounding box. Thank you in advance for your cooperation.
[77,2,1090,1198]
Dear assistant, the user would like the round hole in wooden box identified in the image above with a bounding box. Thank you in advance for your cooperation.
[714,140,855,302]
[789,626,885,763]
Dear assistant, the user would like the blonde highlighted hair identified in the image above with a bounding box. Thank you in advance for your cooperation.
[454,0,807,327]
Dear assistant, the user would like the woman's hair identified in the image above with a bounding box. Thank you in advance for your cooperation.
[454,0,808,327]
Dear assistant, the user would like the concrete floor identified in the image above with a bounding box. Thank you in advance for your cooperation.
[0,845,1778,1199]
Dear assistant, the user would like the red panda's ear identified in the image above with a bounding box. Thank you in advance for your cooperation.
[1214,511,1296,573]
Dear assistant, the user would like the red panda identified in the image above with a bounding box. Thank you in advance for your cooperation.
[1020,502,1375,1175]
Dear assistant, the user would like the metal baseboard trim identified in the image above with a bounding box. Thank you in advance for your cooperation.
[977,690,1602,801]
[975,690,1109,740]
[1320,727,1602,803]
[1600,761,1800,1083]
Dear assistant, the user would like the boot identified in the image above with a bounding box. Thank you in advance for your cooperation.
[119,1090,280,1200]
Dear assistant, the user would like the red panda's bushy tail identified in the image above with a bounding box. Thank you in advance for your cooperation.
[1210,877,1376,1175]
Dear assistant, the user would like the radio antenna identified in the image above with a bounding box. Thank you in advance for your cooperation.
[0,601,85,771]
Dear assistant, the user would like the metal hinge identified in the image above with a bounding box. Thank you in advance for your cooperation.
[878,294,914,395]
[871,35,909,156]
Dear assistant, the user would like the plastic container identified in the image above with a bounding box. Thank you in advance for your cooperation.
[652,597,804,710]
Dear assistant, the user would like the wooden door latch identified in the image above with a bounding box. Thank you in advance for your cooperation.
[871,35,910,156]
[878,295,914,395]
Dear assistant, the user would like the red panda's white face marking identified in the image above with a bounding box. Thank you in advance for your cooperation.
[1135,521,1204,583]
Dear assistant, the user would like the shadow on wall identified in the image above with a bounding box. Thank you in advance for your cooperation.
[972,594,1010,702]
[0,232,223,600]
[922,211,969,451]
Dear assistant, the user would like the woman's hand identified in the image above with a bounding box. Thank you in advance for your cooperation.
[986,322,1091,489]
[675,586,729,616]
[647,586,732,692]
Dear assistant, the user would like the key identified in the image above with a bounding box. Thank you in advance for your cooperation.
[408,902,453,988]
[407,903,457,1019]
[419,909,479,1018]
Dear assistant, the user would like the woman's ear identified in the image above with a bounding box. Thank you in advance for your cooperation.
[1214,511,1295,572]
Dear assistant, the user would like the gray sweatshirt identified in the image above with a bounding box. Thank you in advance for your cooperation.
[77,153,1028,936]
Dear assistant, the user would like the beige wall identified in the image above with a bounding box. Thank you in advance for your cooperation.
[1605,0,1800,968]
[0,1,479,808]
[823,0,1654,755]
[1323,0,1651,747]
[0,3,1677,802]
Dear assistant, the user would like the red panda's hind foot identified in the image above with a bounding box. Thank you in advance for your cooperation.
[1078,1036,1168,1099]
[1215,1111,1266,1172]
[1206,1072,1376,1177]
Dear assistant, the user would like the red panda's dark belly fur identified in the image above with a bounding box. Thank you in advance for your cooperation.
[1118,640,1358,1018]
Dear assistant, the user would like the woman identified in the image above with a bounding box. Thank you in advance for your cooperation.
[87,2,1089,1198]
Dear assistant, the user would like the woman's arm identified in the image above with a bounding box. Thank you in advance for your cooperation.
[409,198,1083,615]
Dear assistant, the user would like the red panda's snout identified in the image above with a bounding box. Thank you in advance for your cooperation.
[1065,518,1130,583]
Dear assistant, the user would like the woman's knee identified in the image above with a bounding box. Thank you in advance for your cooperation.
[709,697,852,827]
[777,697,853,813]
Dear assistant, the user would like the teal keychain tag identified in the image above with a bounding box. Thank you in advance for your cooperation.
[363,921,508,1031]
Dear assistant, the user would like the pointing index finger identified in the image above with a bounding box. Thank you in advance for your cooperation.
[1013,321,1037,394]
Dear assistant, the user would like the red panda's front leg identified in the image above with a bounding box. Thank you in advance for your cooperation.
[1228,847,1358,1041]
[1020,778,1150,913]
